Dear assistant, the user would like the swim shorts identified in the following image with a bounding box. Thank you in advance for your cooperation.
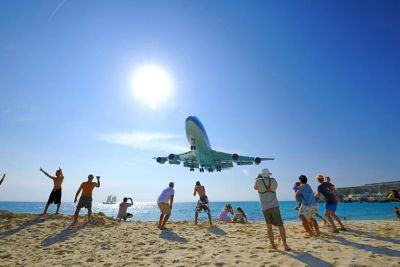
[325,203,337,212]
[158,202,171,215]
[77,196,92,210]
[195,196,210,213]
[299,205,317,219]
[262,207,283,227]
[47,188,62,204]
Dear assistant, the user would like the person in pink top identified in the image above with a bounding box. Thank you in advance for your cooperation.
[218,203,234,222]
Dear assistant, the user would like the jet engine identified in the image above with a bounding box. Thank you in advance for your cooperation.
[232,153,239,161]
[156,157,168,164]
[254,157,261,164]
[168,154,176,160]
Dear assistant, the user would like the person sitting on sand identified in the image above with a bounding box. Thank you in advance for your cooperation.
[388,190,400,201]
[316,174,346,233]
[193,181,212,226]
[40,167,64,214]
[254,168,290,251]
[232,207,248,223]
[0,173,5,186]
[157,182,175,230]
[117,197,134,222]
[218,203,234,222]
[73,174,100,224]
[394,207,400,222]
[296,175,320,236]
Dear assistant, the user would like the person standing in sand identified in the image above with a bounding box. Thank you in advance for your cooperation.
[0,173,5,186]
[117,197,134,222]
[316,174,346,233]
[157,182,175,230]
[254,168,290,251]
[73,174,100,224]
[40,167,64,214]
[193,181,212,226]
[296,175,320,236]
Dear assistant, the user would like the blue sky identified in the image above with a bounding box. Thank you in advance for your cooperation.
[0,1,399,202]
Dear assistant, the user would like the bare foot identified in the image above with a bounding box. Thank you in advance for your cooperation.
[270,244,278,249]
[284,246,291,251]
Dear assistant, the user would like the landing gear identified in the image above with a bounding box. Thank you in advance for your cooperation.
[216,166,221,172]
[190,168,194,172]
[199,168,204,173]
[208,168,213,173]
[190,145,197,151]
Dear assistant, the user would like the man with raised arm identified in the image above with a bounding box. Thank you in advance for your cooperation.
[0,173,5,186]
[193,181,212,226]
[40,167,64,214]
[117,197,134,222]
[73,174,100,224]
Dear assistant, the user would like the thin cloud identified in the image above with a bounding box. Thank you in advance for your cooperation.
[99,131,188,153]
[48,0,68,22]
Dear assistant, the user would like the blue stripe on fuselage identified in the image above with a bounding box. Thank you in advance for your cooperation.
[185,116,211,149]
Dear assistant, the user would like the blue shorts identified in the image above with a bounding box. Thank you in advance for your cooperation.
[325,203,337,212]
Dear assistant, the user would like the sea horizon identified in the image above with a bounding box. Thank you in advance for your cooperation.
[1,201,398,222]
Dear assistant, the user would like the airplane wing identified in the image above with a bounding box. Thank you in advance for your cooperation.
[211,150,274,167]
[154,151,199,169]
[155,150,273,172]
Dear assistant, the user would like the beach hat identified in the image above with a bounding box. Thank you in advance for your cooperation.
[316,174,324,181]
[261,168,272,177]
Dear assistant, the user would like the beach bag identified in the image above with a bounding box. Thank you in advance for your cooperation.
[259,177,275,194]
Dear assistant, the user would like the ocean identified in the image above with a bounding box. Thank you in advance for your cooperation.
[0,201,398,222]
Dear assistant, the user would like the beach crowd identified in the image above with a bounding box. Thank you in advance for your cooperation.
[0,167,399,251]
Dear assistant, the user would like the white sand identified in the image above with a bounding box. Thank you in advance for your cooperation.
[0,212,399,266]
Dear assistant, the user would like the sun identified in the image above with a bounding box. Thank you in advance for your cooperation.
[131,65,174,109]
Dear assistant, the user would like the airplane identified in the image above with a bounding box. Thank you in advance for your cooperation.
[154,116,274,172]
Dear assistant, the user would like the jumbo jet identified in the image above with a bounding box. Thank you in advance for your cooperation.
[154,116,274,172]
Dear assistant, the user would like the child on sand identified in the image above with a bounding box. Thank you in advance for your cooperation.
[232,207,248,223]
[218,203,234,222]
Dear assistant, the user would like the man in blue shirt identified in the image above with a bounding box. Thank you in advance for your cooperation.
[295,175,320,236]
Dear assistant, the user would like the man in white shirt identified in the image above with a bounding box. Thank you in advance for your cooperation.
[254,168,290,251]
[117,197,133,221]
[157,182,175,229]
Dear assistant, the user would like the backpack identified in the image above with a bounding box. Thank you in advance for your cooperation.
[259,177,275,194]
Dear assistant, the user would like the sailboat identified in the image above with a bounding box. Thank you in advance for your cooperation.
[103,195,117,204]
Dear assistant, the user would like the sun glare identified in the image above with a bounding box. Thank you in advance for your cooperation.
[131,65,174,109]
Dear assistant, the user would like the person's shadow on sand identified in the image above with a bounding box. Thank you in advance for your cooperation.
[346,228,400,245]
[159,229,188,243]
[41,223,87,246]
[207,226,226,236]
[0,216,49,239]
[332,236,400,257]
[281,251,333,267]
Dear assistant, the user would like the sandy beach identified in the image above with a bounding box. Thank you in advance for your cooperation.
[0,212,399,267]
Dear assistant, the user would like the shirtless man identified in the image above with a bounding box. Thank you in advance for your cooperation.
[73,175,100,224]
[0,173,5,186]
[40,167,64,214]
[193,181,212,226]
